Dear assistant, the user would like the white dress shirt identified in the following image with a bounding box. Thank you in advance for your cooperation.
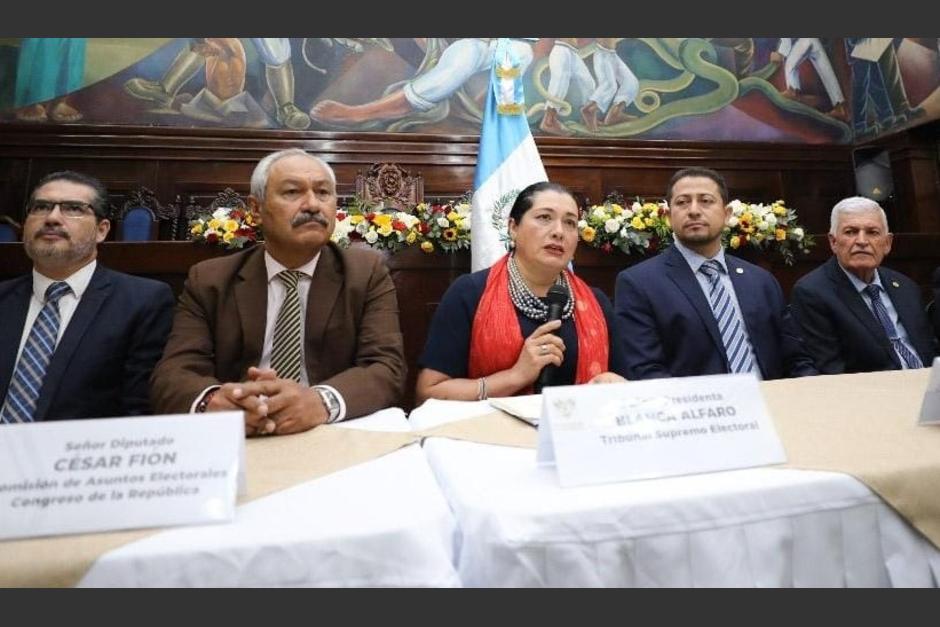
[14,260,97,363]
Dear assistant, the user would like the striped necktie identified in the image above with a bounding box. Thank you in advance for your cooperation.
[698,260,757,374]
[864,284,923,369]
[1,281,72,423]
[269,270,305,382]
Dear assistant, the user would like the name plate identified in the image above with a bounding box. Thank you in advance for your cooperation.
[918,356,940,425]
[537,374,786,487]
[0,412,244,540]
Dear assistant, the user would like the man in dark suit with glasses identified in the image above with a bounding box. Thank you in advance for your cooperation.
[0,171,175,423]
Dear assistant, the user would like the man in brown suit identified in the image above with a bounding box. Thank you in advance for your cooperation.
[151,148,406,436]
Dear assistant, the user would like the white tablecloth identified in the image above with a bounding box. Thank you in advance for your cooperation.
[78,409,461,587]
[410,399,940,587]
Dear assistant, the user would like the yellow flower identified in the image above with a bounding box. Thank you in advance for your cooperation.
[224,219,239,233]
[207,218,222,230]
[420,241,434,253]
[443,228,457,241]
[378,223,394,237]
[644,217,655,227]
[373,214,393,229]
[191,223,204,235]
[630,216,646,230]
[773,205,787,216]
[350,215,363,225]
[741,211,753,224]
[775,228,787,241]
[610,203,623,215]
[245,213,257,226]
[729,235,741,249]
[581,226,596,243]
[406,231,417,244]
[447,210,460,222]
[223,232,235,243]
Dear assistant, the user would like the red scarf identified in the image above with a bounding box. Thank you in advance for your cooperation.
[468,254,609,390]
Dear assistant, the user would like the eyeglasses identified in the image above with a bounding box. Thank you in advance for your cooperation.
[27,200,97,218]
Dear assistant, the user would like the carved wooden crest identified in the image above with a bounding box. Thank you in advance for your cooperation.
[355,162,424,210]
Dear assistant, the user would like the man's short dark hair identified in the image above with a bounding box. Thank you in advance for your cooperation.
[30,170,110,220]
[665,167,729,205]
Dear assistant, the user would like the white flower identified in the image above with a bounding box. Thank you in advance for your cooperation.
[764,214,777,227]
[792,227,804,241]
[592,207,608,220]
[364,229,379,244]
[729,200,745,216]
[355,221,370,235]
[212,207,231,220]
[604,218,621,233]
[578,219,588,229]
[631,201,642,212]
[436,217,450,228]
[727,216,739,227]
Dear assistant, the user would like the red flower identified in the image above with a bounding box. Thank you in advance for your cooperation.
[236,228,253,237]
[365,212,376,221]
[336,211,346,221]
[419,222,430,234]
[601,242,613,254]
[648,235,660,251]
[392,220,407,232]
[431,204,445,214]
[206,233,219,244]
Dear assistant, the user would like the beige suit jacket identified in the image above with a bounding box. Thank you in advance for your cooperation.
[150,243,406,419]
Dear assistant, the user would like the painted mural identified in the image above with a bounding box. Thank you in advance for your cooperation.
[1,38,938,143]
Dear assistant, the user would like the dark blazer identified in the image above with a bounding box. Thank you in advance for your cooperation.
[614,245,817,380]
[0,264,175,420]
[150,243,406,419]
[930,266,940,344]
[790,256,936,373]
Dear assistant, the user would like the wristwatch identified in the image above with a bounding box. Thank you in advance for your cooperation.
[195,389,218,413]
[315,387,341,423]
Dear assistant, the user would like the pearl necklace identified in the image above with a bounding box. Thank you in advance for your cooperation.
[507,255,575,322]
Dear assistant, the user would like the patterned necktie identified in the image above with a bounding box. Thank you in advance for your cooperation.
[698,260,756,374]
[1,281,72,423]
[269,270,305,382]
[864,284,923,369]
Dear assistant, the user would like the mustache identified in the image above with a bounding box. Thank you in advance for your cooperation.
[291,211,329,228]
[35,227,69,239]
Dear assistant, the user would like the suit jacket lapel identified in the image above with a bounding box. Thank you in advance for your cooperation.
[34,266,113,420]
[664,246,725,357]
[0,276,33,394]
[234,247,268,372]
[825,257,899,367]
[305,245,343,378]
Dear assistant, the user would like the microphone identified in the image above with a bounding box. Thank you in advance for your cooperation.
[535,283,570,393]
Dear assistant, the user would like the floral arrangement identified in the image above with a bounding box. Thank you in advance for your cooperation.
[332,195,472,254]
[579,195,813,266]
[189,206,260,249]
[724,199,813,265]
[578,197,672,255]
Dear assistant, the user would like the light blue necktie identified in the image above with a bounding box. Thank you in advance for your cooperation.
[699,260,756,374]
[1,281,72,423]
[864,284,923,369]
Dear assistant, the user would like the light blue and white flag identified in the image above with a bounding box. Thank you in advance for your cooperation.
[470,38,547,272]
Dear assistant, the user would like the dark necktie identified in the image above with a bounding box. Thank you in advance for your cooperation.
[1,281,72,423]
[269,270,305,382]
[864,284,923,369]
[699,260,756,374]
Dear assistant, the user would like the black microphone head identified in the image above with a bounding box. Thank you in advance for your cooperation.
[545,283,569,320]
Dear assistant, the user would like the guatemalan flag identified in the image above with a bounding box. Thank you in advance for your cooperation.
[470,38,548,272]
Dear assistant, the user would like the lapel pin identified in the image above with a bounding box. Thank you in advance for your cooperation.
[891,281,899,288]
[735,267,744,274]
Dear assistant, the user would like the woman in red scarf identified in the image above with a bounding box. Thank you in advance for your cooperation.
[416,182,626,404]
